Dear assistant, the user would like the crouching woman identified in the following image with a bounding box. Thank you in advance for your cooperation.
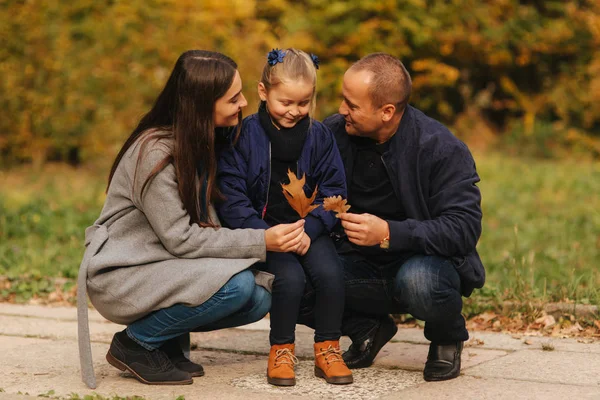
[77,50,305,388]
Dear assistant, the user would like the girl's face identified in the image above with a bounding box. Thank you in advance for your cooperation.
[214,70,248,128]
[258,80,313,129]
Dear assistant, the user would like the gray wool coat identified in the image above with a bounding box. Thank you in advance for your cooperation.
[77,135,273,389]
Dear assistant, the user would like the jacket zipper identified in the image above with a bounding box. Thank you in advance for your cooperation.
[381,155,402,203]
[262,143,272,219]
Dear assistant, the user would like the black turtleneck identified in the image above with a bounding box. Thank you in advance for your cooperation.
[258,102,310,226]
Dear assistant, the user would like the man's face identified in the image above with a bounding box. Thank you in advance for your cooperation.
[339,69,381,138]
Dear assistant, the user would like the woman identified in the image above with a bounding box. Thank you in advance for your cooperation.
[77,50,305,388]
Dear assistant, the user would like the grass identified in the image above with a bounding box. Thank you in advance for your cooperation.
[471,153,600,314]
[0,154,599,312]
[0,164,105,302]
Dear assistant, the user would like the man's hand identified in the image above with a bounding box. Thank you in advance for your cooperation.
[338,213,389,247]
[294,232,311,256]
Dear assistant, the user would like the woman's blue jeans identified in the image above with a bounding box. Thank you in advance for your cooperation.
[126,270,271,350]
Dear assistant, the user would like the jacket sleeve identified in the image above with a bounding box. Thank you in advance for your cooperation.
[304,123,348,240]
[216,137,270,231]
[132,148,267,261]
[387,144,482,256]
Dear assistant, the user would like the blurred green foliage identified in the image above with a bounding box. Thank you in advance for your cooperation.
[1,0,600,166]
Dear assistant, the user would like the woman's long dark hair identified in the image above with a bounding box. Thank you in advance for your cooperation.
[107,50,240,227]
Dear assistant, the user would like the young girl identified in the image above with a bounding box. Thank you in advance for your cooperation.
[217,48,353,386]
[77,50,306,388]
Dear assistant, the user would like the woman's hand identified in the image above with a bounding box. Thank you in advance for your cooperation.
[294,233,311,256]
[265,220,305,252]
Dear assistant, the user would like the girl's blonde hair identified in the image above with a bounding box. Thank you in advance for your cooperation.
[260,48,317,118]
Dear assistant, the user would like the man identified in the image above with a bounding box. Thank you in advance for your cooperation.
[323,53,485,381]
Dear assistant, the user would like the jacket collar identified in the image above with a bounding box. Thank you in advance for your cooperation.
[384,105,416,157]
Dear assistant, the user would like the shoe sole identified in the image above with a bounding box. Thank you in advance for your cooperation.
[106,351,193,385]
[423,372,461,382]
[266,373,296,386]
[346,320,399,369]
[314,366,353,384]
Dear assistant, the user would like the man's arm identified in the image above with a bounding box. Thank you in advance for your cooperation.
[340,144,482,256]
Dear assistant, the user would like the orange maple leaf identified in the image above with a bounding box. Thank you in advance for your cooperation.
[281,169,319,218]
[322,195,351,217]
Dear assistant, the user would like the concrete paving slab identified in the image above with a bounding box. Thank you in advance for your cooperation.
[239,317,313,333]
[232,360,421,400]
[395,327,600,354]
[0,395,39,400]
[0,314,121,343]
[378,376,600,400]
[468,330,600,353]
[2,303,600,400]
[0,330,422,400]
[465,349,600,387]
[391,326,429,344]
[374,342,508,371]
[0,335,304,399]
[191,329,352,359]
[0,304,107,323]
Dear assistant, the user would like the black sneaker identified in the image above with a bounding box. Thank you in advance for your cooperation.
[423,341,463,381]
[342,315,398,369]
[106,330,193,385]
[161,337,205,377]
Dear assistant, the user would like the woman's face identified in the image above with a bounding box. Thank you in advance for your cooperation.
[214,70,247,127]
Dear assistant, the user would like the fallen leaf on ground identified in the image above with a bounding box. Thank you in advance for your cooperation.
[563,322,584,334]
[281,169,319,218]
[322,195,351,216]
[477,312,499,323]
[534,314,556,329]
[468,338,485,346]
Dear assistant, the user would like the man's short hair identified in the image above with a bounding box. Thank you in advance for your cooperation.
[349,53,412,112]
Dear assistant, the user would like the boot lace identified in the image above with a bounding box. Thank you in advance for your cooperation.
[317,345,344,364]
[274,348,299,367]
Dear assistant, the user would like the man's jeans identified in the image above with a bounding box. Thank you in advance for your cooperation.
[127,270,271,350]
[299,253,468,345]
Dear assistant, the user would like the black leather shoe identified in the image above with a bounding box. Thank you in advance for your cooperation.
[342,315,398,369]
[106,331,193,385]
[161,337,205,377]
[423,341,463,381]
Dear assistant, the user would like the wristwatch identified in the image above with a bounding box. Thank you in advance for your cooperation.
[379,233,390,250]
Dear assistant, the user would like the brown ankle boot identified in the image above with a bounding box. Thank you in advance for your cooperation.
[314,340,353,384]
[267,343,298,386]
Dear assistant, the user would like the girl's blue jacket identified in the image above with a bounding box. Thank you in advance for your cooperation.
[217,114,347,240]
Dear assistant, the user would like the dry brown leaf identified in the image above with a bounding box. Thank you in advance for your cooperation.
[477,312,499,323]
[281,169,319,218]
[322,195,351,217]
[534,314,556,329]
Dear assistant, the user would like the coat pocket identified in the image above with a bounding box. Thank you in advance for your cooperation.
[83,224,109,261]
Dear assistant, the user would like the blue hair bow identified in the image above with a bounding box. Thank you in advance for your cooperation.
[267,48,286,66]
[310,53,320,69]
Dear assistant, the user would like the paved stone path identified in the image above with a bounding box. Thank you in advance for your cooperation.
[0,304,599,399]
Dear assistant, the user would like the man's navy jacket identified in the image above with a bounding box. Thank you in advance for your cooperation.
[324,106,485,297]
[217,114,347,241]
